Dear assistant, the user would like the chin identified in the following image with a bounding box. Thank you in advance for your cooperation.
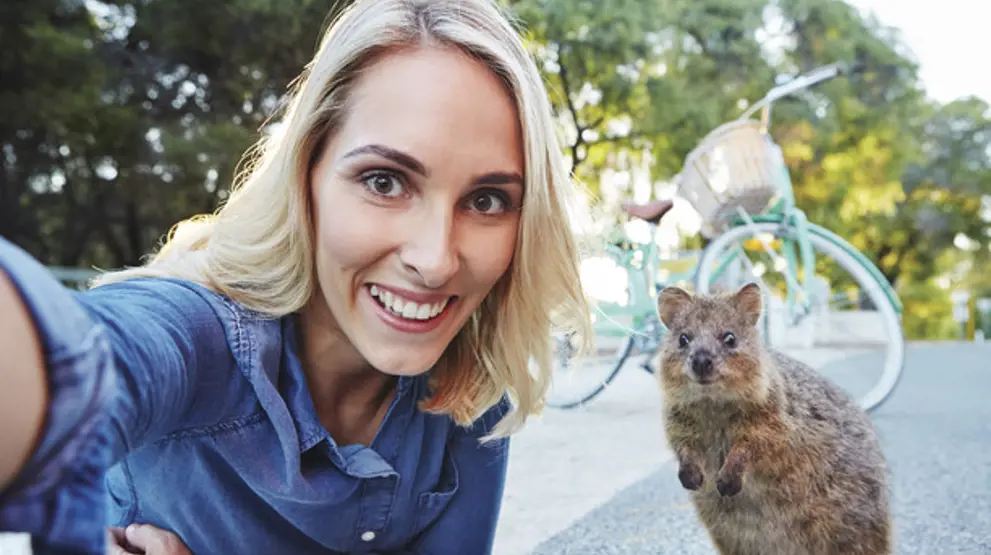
[367,349,445,377]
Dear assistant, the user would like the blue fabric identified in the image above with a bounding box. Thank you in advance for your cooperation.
[0,239,117,555]
[0,237,511,555]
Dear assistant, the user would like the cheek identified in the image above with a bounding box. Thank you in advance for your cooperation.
[460,221,518,288]
[660,348,688,384]
[313,184,394,277]
[722,352,760,385]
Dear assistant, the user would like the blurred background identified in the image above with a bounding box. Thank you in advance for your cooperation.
[1,0,988,341]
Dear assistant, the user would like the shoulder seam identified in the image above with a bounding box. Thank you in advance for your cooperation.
[118,278,269,441]
[147,278,259,384]
[157,410,267,443]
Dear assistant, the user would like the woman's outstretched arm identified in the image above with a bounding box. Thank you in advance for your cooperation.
[0,237,119,555]
[0,268,48,492]
[0,236,234,554]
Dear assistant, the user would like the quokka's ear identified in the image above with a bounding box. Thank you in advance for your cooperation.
[658,286,693,328]
[733,282,763,327]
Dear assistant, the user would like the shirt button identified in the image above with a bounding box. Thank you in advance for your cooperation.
[361,531,376,542]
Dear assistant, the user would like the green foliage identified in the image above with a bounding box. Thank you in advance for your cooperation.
[2,0,987,338]
[0,0,348,268]
[506,0,989,338]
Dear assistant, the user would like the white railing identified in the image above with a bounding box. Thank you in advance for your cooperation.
[47,266,100,290]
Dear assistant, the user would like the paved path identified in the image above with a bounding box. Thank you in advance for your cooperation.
[495,343,991,555]
[492,358,670,555]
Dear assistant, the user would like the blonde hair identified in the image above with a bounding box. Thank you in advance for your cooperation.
[93,0,591,439]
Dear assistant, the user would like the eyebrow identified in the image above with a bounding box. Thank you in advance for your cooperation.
[474,171,524,187]
[342,143,524,187]
[343,144,428,176]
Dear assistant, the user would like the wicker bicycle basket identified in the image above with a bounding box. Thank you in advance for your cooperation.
[677,119,785,238]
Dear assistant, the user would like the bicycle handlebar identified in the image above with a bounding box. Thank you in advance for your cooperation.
[738,61,863,122]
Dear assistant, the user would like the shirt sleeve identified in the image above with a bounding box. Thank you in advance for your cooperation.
[0,237,234,554]
[0,237,117,554]
[404,398,512,555]
[76,276,237,459]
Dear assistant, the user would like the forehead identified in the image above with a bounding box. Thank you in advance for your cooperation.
[681,296,743,331]
[334,45,524,175]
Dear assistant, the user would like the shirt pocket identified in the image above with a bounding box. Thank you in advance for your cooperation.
[411,448,460,536]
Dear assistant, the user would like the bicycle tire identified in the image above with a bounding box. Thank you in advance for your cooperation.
[693,221,905,413]
[544,335,634,409]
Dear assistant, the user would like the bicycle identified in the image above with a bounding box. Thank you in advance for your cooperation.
[546,61,905,413]
[544,199,689,408]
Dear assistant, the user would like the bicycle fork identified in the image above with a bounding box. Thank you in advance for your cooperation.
[732,206,818,326]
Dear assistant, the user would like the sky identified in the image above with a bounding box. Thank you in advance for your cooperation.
[847,0,989,104]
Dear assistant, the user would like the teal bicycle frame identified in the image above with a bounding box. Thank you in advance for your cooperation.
[700,61,903,319]
[585,233,664,338]
[581,225,701,360]
[551,61,905,410]
[585,147,901,362]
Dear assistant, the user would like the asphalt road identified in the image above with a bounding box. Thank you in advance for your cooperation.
[529,343,991,555]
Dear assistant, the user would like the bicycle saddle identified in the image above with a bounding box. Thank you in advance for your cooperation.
[621,199,674,224]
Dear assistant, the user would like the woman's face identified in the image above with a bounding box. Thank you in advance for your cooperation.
[308,45,524,377]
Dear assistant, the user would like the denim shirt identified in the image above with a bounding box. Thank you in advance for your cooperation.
[0,237,510,555]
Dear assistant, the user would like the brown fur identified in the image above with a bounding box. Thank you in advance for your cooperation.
[656,284,892,555]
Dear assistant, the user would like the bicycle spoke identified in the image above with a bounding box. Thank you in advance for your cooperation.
[734,207,808,303]
[694,222,904,413]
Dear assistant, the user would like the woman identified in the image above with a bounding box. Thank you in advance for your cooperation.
[0,0,591,553]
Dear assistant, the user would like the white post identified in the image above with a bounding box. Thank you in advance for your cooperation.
[950,291,971,340]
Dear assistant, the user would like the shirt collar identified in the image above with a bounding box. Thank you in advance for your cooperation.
[279,316,417,455]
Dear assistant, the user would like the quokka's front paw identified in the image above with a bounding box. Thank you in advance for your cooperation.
[715,470,743,497]
[678,461,704,491]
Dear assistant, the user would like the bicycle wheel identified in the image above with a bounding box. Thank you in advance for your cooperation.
[543,329,633,409]
[693,221,904,413]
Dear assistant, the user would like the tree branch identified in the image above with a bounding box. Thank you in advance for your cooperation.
[56,159,82,266]
[585,130,651,148]
[684,28,714,59]
[95,204,128,267]
[556,43,587,174]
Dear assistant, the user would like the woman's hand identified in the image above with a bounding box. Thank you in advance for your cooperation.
[106,524,192,555]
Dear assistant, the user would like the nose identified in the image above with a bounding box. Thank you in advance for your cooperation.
[399,209,460,288]
[690,351,715,382]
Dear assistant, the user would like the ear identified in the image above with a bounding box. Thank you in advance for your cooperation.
[733,282,763,327]
[658,286,693,328]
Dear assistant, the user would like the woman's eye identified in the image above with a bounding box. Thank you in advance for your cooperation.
[678,334,690,348]
[469,190,510,215]
[362,172,405,198]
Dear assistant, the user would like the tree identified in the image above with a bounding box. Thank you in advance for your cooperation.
[0,0,350,269]
[5,0,985,338]
[508,0,776,194]
[506,0,982,338]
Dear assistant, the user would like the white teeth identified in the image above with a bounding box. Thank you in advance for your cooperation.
[415,304,431,320]
[369,286,450,321]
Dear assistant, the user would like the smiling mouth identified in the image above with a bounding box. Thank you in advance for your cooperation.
[367,285,455,322]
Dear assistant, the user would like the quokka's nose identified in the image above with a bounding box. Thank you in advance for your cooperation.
[690,352,715,382]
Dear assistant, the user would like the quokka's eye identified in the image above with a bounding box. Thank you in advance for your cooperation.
[723,332,737,348]
[678,334,691,348]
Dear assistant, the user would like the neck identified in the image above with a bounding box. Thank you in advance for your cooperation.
[294,295,397,442]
